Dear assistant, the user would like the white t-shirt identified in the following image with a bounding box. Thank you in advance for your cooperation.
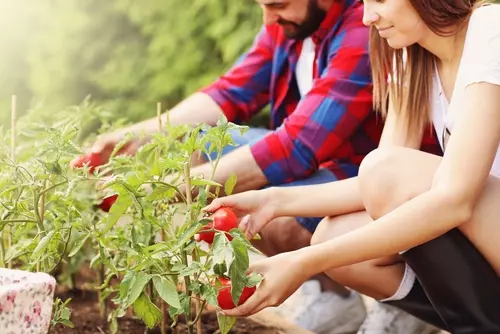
[296,37,316,97]
[432,4,500,177]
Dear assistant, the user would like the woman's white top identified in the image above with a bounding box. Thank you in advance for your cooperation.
[431,4,500,177]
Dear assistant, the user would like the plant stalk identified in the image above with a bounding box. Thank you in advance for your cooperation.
[98,264,107,320]
[157,101,169,334]
[182,162,201,334]
[34,180,47,272]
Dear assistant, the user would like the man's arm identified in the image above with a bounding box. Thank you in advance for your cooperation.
[248,16,374,186]
[192,14,373,193]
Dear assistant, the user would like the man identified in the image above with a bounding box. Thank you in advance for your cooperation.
[91,0,436,332]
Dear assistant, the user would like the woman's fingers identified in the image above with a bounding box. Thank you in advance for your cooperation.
[221,286,272,317]
[203,197,231,213]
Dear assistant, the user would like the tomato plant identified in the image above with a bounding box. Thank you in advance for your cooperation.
[0,99,262,334]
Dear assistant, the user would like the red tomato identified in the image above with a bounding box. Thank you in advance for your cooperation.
[98,194,118,212]
[216,276,256,310]
[195,207,238,244]
[70,153,103,173]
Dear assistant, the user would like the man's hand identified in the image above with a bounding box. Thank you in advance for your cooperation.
[203,189,276,239]
[220,251,310,317]
[91,127,148,162]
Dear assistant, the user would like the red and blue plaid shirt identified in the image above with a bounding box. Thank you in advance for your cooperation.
[201,0,440,185]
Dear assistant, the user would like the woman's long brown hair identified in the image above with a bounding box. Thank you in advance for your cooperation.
[369,0,488,134]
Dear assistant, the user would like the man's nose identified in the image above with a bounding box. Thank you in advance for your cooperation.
[262,8,279,25]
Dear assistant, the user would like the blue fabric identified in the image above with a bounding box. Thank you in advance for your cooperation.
[204,127,338,233]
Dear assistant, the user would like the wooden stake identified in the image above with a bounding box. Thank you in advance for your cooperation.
[157,102,162,133]
[11,95,16,162]
[8,95,16,269]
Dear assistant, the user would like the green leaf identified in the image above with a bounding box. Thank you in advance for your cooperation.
[153,276,181,309]
[229,229,262,254]
[224,173,237,195]
[213,263,227,276]
[31,230,56,261]
[68,234,89,257]
[201,284,218,306]
[119,272,135,300]
[59,319,75,328]
[5,239,32,262]
[245,272,262,288]
[179,262,202,276]
[168,293,191,318]
[216,114,229,128]
[102,192,133,234]
[173,222,201,250]
[190,178,222,188]
[133,293,162,329]
[213,233,228,265]
[126,272,151,307]
[217,312,236,334]
[229,237,249,306]
[147,185,175,201]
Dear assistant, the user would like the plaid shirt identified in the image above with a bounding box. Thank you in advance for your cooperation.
[201,0,439,185]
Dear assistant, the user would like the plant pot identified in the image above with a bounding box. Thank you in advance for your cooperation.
[0,268,56,334]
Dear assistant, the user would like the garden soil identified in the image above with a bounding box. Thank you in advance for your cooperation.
[49,288,279,334]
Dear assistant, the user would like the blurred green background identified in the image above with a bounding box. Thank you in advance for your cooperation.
[3,1,498,131]
[0,0,262,128]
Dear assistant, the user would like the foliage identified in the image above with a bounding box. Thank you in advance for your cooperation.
[0,100,262,333]
[0,0,262,128]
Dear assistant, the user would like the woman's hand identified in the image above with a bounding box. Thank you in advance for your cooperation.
[203,189,278,239]
[221,251,311,317]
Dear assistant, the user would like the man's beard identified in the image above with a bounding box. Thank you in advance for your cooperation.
[278,0,327,40]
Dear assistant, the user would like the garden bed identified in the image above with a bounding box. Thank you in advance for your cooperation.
[49,288,311,334]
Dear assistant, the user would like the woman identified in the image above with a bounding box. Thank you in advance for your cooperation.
[204,0,500,332]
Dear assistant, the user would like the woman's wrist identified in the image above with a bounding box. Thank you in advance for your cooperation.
[292,246,325,278]
[263,187,284,219]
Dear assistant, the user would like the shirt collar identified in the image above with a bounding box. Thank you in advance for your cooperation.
[311,0,356,44]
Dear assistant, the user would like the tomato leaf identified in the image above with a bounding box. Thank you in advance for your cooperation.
[213,233,228,265]
[229,237,249,306]
[153,276,181,309]
[68,234,89,257]
[201,283,218,306]
[217,312,236,334]
[133,293,162,329]
[31,230,56,261]
[125,272,151,307]
[224,174,237,195]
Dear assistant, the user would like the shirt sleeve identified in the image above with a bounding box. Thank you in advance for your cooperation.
[199,25,274,123]
[249,10,374,185]
[463,5,500,87]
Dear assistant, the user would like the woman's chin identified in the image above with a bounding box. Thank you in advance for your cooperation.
[386,38,408,50]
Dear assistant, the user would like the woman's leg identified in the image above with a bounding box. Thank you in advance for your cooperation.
[359,147,500,333]
[311,212,405,300]
[311,213,446,330]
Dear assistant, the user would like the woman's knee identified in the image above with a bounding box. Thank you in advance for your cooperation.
[359,147,440,219]
[358,148,403,219]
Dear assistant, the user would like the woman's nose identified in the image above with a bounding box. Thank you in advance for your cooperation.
[362,8,380,26]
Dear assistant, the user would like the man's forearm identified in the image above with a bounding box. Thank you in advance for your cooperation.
[128,92,224,134]
[191,145,269,195]
[267,177,364,218]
